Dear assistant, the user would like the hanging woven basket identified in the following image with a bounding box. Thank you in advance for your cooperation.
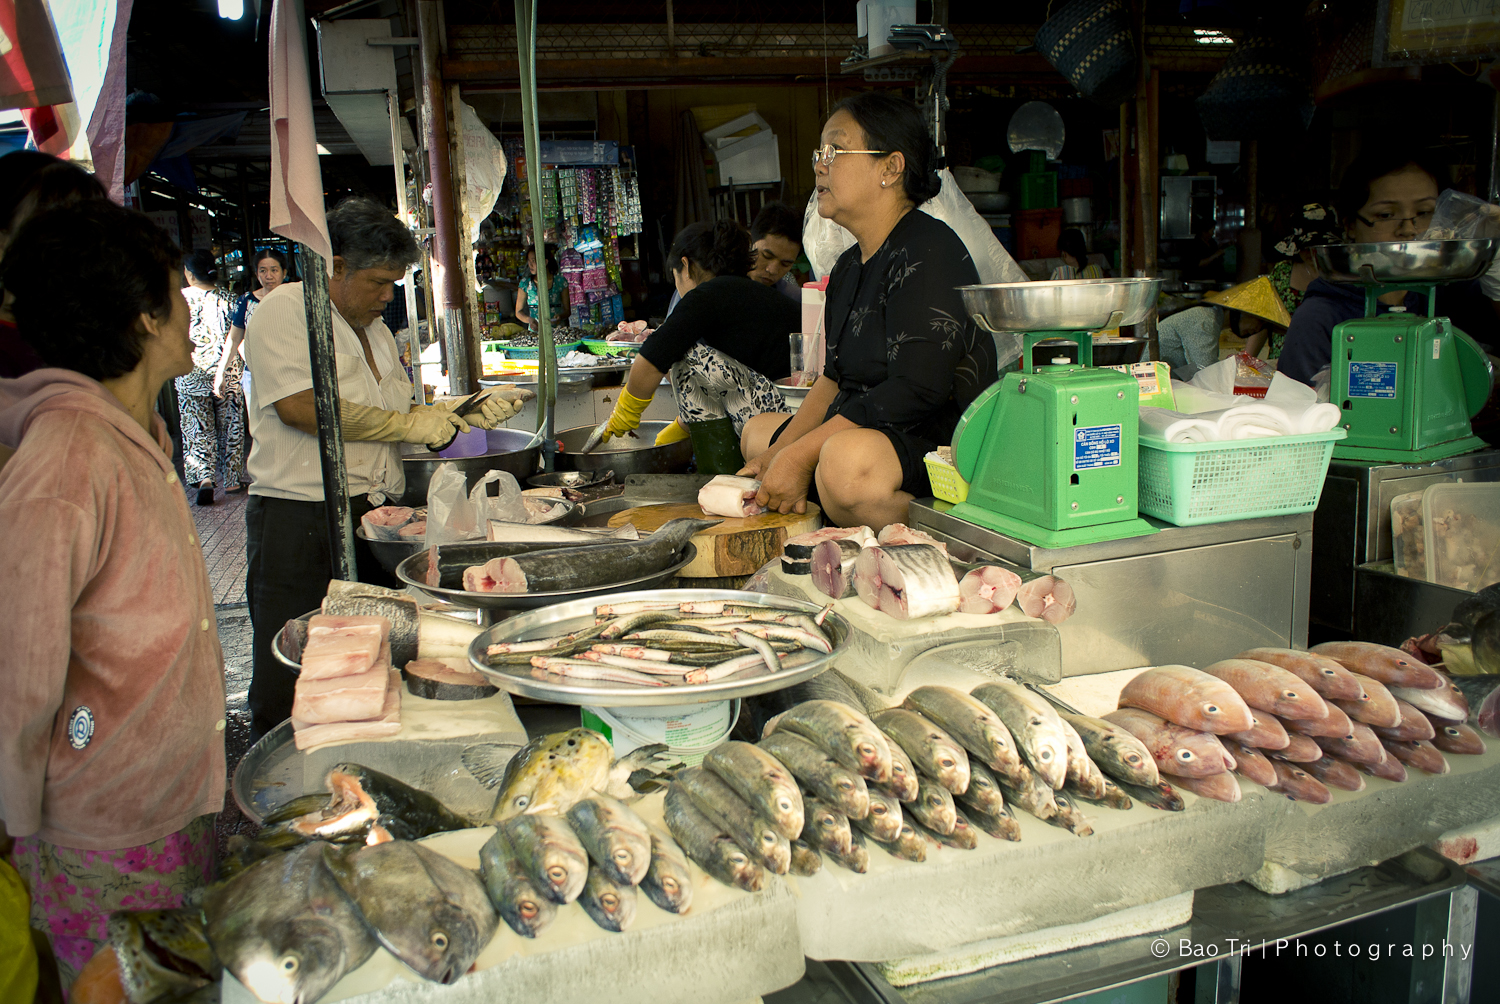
[1196,35,1315,140]
[1035,0,1139,107]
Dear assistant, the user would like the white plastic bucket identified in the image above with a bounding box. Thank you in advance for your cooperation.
[582,700,740,766]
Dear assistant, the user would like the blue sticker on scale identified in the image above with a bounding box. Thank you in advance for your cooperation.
[1348,361,1398,399]
[1075,424,1123,471]
[66,707,94,750]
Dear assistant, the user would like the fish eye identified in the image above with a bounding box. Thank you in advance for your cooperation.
[1030,717,1042,726]
[1126,753,1142,764]
[280,956,299,973]
[1283,691,1298,699]
[1445,727,1460,736]
[514,795,530,809]
[1177,750,1196,761]
[1205,704,1220,714]
[1323,669,1335,675]
[1039,749,1053,761]
[601,893,620,909]
[519,901,539,919]
[927,795,941,807]
[662,877,679,893]
[837,779,853,790]
[547,866,567,882]
[779,798,793,811]
[567,738,577,746]
[613,849,632,865]
[730,852,748,866]
[871,802,887,816]
[432,931,448,950]
[940,757,955,768]
[857,743,876,759]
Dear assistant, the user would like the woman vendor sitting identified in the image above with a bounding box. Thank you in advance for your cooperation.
[739,92,998,530]
[1278,148,1500,386]
[596,220,800,469]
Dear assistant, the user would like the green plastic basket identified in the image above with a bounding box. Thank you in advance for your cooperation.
[493,339,584,360]
[582,338,641,357]
[1137,428,1346,526]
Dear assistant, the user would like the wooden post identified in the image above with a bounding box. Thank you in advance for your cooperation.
[417,0,473,396]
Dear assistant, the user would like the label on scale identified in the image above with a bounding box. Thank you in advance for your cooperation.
[1348,361,1398,399]
[1074,424,1123,471]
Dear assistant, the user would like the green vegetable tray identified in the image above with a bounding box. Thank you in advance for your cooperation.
[582,339,641,357]
[489,339,584,359]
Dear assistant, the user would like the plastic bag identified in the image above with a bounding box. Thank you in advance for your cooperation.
[802,168,1030,369]
[468,470,531,527]
[1186,353,1276,397]
[802,169,1029,284]
[425,462,482,544]
[1422,189,1500,241]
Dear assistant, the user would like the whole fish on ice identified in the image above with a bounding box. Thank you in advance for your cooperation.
[1236,647,1365,701]
[1117,665,1254,735]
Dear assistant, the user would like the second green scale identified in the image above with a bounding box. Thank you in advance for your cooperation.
[949,278,1160,548]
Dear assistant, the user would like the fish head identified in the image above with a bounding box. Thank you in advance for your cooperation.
[499,883,556,939]
[651,868,687,907]
[383,899,485,984]
[852,733,892,783]
[1171,745,1205,771]
[809,804,847,849]
[980,725,1018,766]
[229,919,351,1004]
[718,839,766,892]
[494,730,613,819]
[603,831,652,885]
[540,845,588,903]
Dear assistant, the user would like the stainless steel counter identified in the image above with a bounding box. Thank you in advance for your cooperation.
[767,849,1469,1004]
[909,501,1313,676]
[1312,449,1500,633]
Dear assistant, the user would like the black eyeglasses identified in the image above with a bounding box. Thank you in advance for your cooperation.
[1355,209,1436,233]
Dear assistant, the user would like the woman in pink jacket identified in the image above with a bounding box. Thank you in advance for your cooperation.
[0,201,226,989]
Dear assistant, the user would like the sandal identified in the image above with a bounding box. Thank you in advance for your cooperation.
[196,481,215,506]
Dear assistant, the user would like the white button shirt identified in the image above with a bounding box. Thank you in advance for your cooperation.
[243,281,413,504]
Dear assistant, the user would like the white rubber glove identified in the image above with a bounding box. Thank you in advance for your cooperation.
[342,401,469,451]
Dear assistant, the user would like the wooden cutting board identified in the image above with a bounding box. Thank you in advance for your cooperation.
[608,502,822,577]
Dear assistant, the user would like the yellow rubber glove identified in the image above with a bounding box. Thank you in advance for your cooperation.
[432,387,536,430]
[601,387,652,443]
[654,418,692,446]
[342,400,469,451]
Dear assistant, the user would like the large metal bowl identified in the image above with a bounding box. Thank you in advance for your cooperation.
[959,277,1162,333]
[399,427,540,507]
[555,421,694,476]
[354,498,578,576]
[1313,240,1500,285]
[468,588,850,707]
[394,540,697,611]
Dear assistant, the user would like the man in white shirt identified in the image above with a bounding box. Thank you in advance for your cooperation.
[242,197,522,738]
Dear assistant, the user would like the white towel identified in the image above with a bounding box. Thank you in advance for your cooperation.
[1216,404,1297,439]
[1139,408,1222,444]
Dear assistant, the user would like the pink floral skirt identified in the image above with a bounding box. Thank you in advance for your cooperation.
[11,815,216,991]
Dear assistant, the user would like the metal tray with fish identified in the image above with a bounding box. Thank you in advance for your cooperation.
[393,542,697,611]
[467,588,849,707]
[355,499,580,576]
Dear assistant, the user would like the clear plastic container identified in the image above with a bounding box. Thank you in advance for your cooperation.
[1419,482,1500,591]
[1391,490,1426,581]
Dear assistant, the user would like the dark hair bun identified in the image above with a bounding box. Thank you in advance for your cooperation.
[833,92,942,204]
[668,219,752,279]
[184,249,218,283]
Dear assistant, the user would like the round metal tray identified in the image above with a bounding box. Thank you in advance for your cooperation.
[527,469,615,490]
[355,499,578,576]
[272,605,485,674]
[1313,239,1500,285]
[467,588,849,707]
[958,278,1162,333]
[394,541,697,611]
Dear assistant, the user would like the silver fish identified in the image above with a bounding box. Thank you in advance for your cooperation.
[640,826,694,914]
[566,795,653,886]
[904,778,958,836]
[789,839,824,876]
[704,740,805,840]
[772,700,893,783]
[872,708,971,795]
[955,759,1007,818]
[579,863,638,932]
[970,682,1069,789]
[663,784,766,892]
[202,842,375,1004]
[324,841,497,984]
[502,813,588,905]
[799,794,854,856]
[828,827,872,872]
[901,685,1023,782]
[757,731,870,820]
[675,766,790,874]
[478,826,558,939]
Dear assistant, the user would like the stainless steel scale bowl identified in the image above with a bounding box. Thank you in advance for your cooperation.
[958,277,1161,333]
[1313,239,1499,285]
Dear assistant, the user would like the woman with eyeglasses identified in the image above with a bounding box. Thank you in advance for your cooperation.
[1277,148,1500,385]
[738,92,997,531]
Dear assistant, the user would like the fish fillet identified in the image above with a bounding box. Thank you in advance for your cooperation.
[811,539,862,599]
[361,506,416,540]
[1016,575,1077,624]
[292,644,392,724]
[698,475,765,518]
[300,617,386,681]
[783,525,875,560]
[293,669,402,750]
[853,544,960,620]
[957,566,1022,614]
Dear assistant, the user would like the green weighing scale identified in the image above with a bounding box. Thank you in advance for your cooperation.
[1313,239,1497,463]
[946,278,1161,548]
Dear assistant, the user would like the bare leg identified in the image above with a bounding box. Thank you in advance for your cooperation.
[814,428,911,531]
[740,411,792,462]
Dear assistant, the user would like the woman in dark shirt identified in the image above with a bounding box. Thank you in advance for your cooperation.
[740,92,996,530]
[596,220,799,459]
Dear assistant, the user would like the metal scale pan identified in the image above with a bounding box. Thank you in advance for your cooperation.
[1313,239,1498,285]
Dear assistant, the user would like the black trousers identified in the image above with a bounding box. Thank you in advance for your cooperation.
[245,493,398,740]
